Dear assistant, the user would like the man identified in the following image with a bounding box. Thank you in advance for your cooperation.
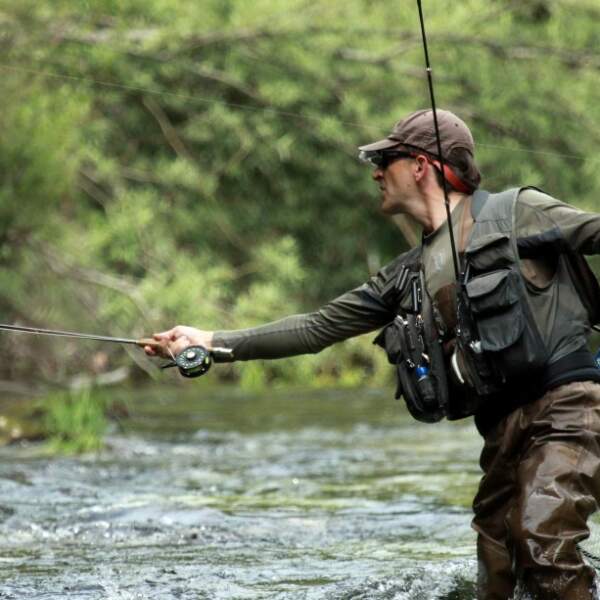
[146,109,600,599]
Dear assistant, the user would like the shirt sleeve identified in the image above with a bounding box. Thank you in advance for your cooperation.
[212,254,408,361]
[517,188,600,255]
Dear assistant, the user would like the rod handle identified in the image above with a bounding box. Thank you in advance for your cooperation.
[135,337,163,348]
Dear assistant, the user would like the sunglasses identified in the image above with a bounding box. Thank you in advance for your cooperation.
[359,150,414,169]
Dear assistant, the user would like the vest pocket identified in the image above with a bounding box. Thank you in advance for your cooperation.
[467,270,520,318]
[465,269,547,377]
[465,232,513,271]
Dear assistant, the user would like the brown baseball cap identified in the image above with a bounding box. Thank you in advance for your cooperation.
[358,109,474,158]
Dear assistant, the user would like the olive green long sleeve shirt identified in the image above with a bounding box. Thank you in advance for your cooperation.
[213,254,406,360]
[213,189,600,362]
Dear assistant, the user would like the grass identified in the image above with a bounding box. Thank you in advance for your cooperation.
[43,387,108,454]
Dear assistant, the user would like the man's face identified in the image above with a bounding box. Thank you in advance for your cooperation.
[371,154,417,215]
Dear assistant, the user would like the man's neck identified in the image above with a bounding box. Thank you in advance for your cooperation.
[419,191,465,234]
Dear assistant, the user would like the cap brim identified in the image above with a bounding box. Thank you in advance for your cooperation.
[358,137,401,152]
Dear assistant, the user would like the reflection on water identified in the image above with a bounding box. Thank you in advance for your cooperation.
[0,386,482,599]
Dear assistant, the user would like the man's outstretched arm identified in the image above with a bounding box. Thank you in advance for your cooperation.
[146,253,411,360]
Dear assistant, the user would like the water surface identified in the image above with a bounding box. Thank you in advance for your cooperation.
[0,386,484,599]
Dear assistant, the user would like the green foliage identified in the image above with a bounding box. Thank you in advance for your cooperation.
[0,0,598,388]
[43,388,107,454]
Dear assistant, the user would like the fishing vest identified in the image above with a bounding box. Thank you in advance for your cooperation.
[375,187,600,423]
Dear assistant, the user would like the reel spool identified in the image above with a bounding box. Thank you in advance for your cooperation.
[158,345,213,378]
[174,345,212,378]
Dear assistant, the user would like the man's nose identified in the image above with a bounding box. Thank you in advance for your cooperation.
[372,168,383,181]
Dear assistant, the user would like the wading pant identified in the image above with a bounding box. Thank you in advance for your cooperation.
[472,381,600,600]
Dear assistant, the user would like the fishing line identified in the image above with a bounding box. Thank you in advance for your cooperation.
[476,143,586,161]
[0,63,374,131]
[0,61,591,162]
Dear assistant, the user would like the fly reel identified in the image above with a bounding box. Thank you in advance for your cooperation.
[175,345,212,378]
[162,345,233,378]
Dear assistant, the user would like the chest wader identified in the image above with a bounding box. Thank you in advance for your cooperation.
[376,187,600,423]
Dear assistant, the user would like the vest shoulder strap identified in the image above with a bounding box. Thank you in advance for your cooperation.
[473,188,520,224]
[470,190,489,220]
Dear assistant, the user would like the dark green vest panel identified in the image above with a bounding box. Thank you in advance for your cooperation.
[470,187,592,366]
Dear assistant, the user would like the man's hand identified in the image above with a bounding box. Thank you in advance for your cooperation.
[144,326,214,359]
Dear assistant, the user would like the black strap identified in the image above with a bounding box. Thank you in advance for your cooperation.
[542,347,600,391]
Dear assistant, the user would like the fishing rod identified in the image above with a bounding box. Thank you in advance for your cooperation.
[0,323,158,347]
[416,0,460,281]
[0,323,230,378]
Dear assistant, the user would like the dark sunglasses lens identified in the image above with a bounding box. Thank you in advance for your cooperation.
[380,152,408,169]
[380,155,394,169]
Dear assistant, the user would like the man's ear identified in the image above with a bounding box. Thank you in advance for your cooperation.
[413,154,430,182]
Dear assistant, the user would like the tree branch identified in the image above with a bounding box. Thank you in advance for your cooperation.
[34,242,153,322]
[142,96,195,163]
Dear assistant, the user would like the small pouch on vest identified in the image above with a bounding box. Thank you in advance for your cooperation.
[465,268,548,381]
[373,272,446,424]
[467,270,520,318]
[466,270,525,352]
[464,232,513,271]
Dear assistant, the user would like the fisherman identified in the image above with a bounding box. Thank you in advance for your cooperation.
[146,109,600,600]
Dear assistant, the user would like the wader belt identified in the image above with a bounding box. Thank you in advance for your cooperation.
[475,347,600,435]
[542,347,600,391]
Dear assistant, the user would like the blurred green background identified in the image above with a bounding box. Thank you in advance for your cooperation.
[0,0,599,394]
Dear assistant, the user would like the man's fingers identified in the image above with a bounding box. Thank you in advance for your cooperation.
[153,326,186,341]
[153,331,173,341]
[147,326,206,359]
[144,336,177,359]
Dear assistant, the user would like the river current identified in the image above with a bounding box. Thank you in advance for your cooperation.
[0,386,497,598]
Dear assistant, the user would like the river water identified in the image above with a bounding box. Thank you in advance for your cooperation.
[0,386,489,599]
